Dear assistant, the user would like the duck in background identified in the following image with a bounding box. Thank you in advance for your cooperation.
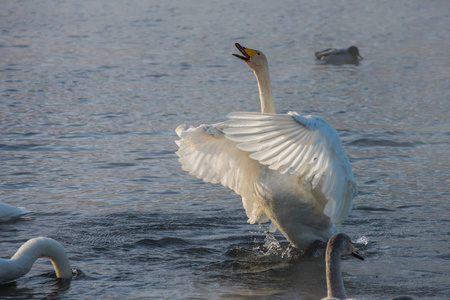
[315,46,363,65]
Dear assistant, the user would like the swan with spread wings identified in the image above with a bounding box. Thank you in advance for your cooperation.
[175,43,357,250]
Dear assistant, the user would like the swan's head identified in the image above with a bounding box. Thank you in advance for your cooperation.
[233,43,268,71]
[328,233,364,260]
[348,46,363,60]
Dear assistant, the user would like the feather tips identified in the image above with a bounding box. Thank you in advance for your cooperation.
[223,112,357,224]
[175,123,265,223]
[175,111,357,230]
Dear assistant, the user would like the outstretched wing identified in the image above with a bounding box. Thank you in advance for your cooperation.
[222,112,357,224]
[175,123,267,223]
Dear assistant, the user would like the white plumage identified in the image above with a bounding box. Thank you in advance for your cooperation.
[175,43,357,250]
[0,203,31,222]
[0,237,73,284]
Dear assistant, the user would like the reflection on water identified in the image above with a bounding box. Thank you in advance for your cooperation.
[1,0,449,299]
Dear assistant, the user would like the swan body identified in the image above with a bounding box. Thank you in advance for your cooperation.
[0,203,31,222]
[322,233,364,300]
[175,43,357,250]
[315,46,363,65]
[0,237,73,284]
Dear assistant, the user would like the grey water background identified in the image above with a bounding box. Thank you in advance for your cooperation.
[0,0,449,299]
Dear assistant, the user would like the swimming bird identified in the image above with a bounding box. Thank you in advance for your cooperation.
[315,46,363,65]
[0,237,73,284]
[322,233,414,300]
[0,203,31,222]
[175,43,357,250]
[322,233,364,300]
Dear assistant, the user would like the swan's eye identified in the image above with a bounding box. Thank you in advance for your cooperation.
[257,53,260,55]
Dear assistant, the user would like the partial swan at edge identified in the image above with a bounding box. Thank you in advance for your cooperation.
[321,233,364,300]
[0,237,73,284]
[0,203,31,222]
[322,233,414,300]
[175,43,357,250]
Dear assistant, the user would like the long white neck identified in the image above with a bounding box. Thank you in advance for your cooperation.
[253,65,275,113]
[0,237,72,284]
[326,248,347,299]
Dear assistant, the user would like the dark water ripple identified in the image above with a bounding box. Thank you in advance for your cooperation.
[135,237,191,248]
[0,143,50,151]
[348,138,416,147]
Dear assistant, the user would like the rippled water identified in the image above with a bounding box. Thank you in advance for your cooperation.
[1,1,449,299]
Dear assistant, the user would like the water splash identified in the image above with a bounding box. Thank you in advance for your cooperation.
[253,227,299,260]
[354,235,369,248]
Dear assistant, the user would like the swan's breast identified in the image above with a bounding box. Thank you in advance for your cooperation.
[253,167,334,248]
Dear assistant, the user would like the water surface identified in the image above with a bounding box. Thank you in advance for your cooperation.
[1,1,449,299]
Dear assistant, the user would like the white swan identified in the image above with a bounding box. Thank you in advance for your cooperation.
[175,43,357,250]
[322,233,364,300]
[322,233,414,300]
[0,203,31,222]
[315,46,363,65]
[0,237,73,284]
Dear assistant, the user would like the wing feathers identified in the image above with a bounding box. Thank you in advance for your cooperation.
[223,112,357,224]
[176,111,357,226]
[175,123,266,223]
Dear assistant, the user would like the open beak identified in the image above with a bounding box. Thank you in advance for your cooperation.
[351,243,364,260]
[233,43,258,61]
[358,54,364,60]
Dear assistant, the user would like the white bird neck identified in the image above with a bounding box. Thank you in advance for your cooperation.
[253,65,275,113]
[326,248,348,299]
[1,237,73,283]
